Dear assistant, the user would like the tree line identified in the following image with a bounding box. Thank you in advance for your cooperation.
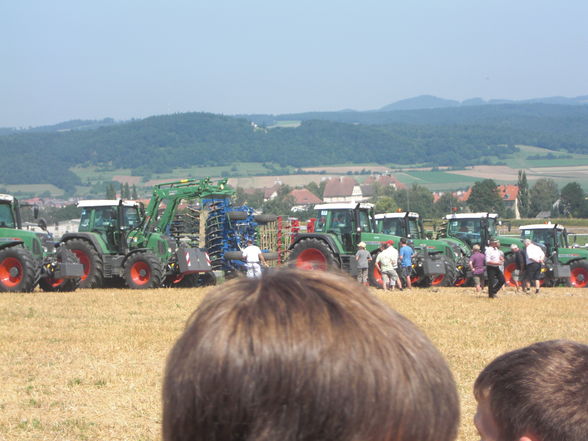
[2,104,588,194]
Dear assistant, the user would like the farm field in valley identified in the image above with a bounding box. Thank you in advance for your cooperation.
[1,285,586,441]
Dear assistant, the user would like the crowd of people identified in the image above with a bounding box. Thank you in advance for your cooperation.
[469,237,546,298]
[162,268,587,441]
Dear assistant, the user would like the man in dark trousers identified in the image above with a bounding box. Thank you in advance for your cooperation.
[484,238,504,298]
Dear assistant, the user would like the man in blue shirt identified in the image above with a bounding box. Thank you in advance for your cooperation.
[398,238,414,290]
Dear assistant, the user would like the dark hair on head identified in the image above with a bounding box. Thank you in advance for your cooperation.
[163,268,459,441]
[400,237,407,244]
[474,340,588,441]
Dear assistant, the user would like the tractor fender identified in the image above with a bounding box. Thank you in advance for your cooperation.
[289,233,340,257]
[121,248,152,266]
[60,232,104,255]
[0,239,24,251]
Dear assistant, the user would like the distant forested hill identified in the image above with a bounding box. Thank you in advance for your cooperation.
[1,104,588,193]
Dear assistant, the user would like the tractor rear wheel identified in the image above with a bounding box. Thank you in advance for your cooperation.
[289,238,337,271]
[63,239,103,289]
[570,260,588,288]
[124,251,163,289]
[0,247,38,292]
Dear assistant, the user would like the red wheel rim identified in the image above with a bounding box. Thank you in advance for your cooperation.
[571,266,588,288]
[504,262,519,287]
[168,274,185,285]
[454,277,467,286]
[0,257,23,287]
[372,265,383,287]
[296,248,327,271]
[431,274,444,286]
[71,249,91,281]
[130,261,151,285]
[46,278,65,288]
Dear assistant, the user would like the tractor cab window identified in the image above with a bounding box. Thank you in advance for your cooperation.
[407,218,421,238]
[329,210,353,233]
[357,210,372,232]
[314,213,328,232]
[379,218,405,236]
[448,219,482,246]
[80,207,118,232]
[556,229,568,248]
[123,206,140,228]
[0,203,16,228]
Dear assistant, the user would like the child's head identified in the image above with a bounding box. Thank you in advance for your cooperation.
[163,268,459,441]
[474,340,588,441]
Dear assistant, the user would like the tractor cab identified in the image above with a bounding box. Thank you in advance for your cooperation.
[77,200,141,253]
[0,195,17,229]
[374,212,424,239]
[313,202,375,253]
[443,212,498,250]
[519,223,567,255]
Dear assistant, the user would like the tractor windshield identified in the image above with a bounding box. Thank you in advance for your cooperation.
[447,218,483,246]
[79,206,118,232]
[0,203,16,228]
[378,218,407,236]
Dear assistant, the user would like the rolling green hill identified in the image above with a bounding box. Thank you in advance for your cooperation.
[1,103,588,195]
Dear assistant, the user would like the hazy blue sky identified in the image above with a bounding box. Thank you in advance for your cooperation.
[1,0,587,127]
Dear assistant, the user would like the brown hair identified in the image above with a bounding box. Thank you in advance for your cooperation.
[474,340,588,441]
[163,268,459,441]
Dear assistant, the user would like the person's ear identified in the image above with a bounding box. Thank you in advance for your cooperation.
[519,435,539,441]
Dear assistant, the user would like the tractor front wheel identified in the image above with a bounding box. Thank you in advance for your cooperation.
[0,247,38,292]
[570,260,588,288]
[124,252,163,289]
[288,238,337,271]
[63,239,103,289]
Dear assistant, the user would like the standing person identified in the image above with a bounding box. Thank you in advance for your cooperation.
[523,238,545,294]
[484,239,504,298]
[355,241,371,286]
[398,238,414,290]
[375,240,402,291]
[241,239,267,279]
[163,268,460,441]
[469,244,486,293]
[473,340,588,441]
[510,243,526,291]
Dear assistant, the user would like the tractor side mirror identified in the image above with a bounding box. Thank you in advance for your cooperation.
[37,217,48,231]
[33,206,39,219]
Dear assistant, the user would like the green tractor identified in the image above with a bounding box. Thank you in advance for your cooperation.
[374,211,464,286]
[437,212,521,285]
[287,203,449,287]
[503,223,588,288]
[0,194,83,292]
[59,178,233,289]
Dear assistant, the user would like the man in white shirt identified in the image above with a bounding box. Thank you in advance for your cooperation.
[523,238,545,294]
[242,239,267,279]
[484,239,504,298]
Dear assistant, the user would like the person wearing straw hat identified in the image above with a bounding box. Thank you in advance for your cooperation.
[355,241,371,286]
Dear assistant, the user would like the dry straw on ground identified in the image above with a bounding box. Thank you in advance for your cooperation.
[1,284,587,441]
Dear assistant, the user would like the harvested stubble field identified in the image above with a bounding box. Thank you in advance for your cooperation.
[1,284,587,441]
